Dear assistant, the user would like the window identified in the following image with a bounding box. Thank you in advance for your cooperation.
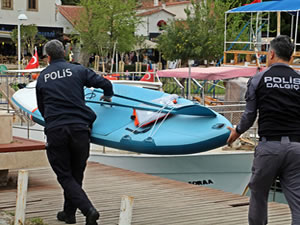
[1,0,13,9]
[27,0,38,11]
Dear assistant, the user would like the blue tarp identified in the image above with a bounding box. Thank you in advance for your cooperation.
[227,0,300,13]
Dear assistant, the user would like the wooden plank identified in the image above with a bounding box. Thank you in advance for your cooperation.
[0,137,45,153]
[225,50,268,55]
[0,162,292,225]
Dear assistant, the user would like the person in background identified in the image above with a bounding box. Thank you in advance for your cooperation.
[69,47,74,62]
[227,35,300,225]
[36,39,113,225]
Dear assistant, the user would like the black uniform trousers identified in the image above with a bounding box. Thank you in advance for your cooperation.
[45,124,93,216]
[248,137,300,225]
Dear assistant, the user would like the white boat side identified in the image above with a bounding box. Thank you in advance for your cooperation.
[89,147,254,195]
[3,68,45,73]
[110,80,162,90]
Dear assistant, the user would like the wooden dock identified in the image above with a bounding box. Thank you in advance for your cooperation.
[0,162,291,225]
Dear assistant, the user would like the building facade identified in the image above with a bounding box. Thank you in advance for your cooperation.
[0,0,191,57]
[136,1,191,39]
[0,0,70,56]
[136,9,176,40]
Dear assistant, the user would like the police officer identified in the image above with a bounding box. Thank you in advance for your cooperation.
[36,40,113,225]
[227,35,300,225]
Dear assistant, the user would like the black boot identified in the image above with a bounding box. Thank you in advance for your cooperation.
[57,211,76,224]
[85,207,100,225]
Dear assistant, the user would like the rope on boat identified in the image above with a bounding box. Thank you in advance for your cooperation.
[129,99,177,138]
[148,107,174,138]
[130,102,172,135]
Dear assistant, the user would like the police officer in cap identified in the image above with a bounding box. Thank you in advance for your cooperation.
[36,39,113,225]
[227,35,300,225]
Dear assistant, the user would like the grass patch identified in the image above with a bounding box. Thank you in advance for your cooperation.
[0,211,47,225]
[25,217,48,225]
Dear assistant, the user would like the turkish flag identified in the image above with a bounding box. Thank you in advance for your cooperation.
[25,49,39,69]
[140,64,154,82]
[244,0,261,5]
[140,71,154,82]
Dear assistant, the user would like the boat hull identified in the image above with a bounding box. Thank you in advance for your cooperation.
[89,149,254,194]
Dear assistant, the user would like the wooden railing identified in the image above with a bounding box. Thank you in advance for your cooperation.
[0,55,17,64]
[224,50,268,66]
[224,50,300,66]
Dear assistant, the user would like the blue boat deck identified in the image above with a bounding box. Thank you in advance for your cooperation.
[0,162,291,224]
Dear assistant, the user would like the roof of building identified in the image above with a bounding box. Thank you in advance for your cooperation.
[138,1,190,10]
[57,1,185,28]
[57,5,83,26]
[137,8,176,17]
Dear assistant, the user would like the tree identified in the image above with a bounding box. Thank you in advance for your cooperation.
[157,0,253,65]
[11,24,46,57]
[76,0,140,69]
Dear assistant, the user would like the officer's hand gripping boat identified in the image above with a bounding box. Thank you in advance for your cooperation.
[12,81,232,155]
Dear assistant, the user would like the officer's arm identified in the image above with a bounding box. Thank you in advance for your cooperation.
[84,68,114,98]
[236,98,257,134]
[35,82,45,117]
[235,76,260,134]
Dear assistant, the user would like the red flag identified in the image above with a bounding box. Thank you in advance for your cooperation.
[244,0,261,5]
[140,72,154,82]
[25,48,39,69]
[140,64,154,82]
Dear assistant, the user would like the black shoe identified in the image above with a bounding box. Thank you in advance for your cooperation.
[57,211,76,224]
[85,207,100,225]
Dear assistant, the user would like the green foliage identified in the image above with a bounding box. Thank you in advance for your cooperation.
[160,77,225,96]
[76,0,140,58]
[1,211,47,225]
[25,217,47,225]
[10,83,19,91]
[11,24,46,56]
[157,0,255,64]
[7,211,14,216]
[225,0,254,9]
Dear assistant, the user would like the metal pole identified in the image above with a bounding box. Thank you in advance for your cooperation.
[188,61,191,100]
[295,11,299,53]
[267,12,270,51]
[256,12,259,50]
[6,74,9,113]
[277,12,281,36]
[116,51,118,73]
[17,22,21,82]
[291,15,294,40]
[224,13,227,53]
[27,120,30,139]
[250,13,253,49]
